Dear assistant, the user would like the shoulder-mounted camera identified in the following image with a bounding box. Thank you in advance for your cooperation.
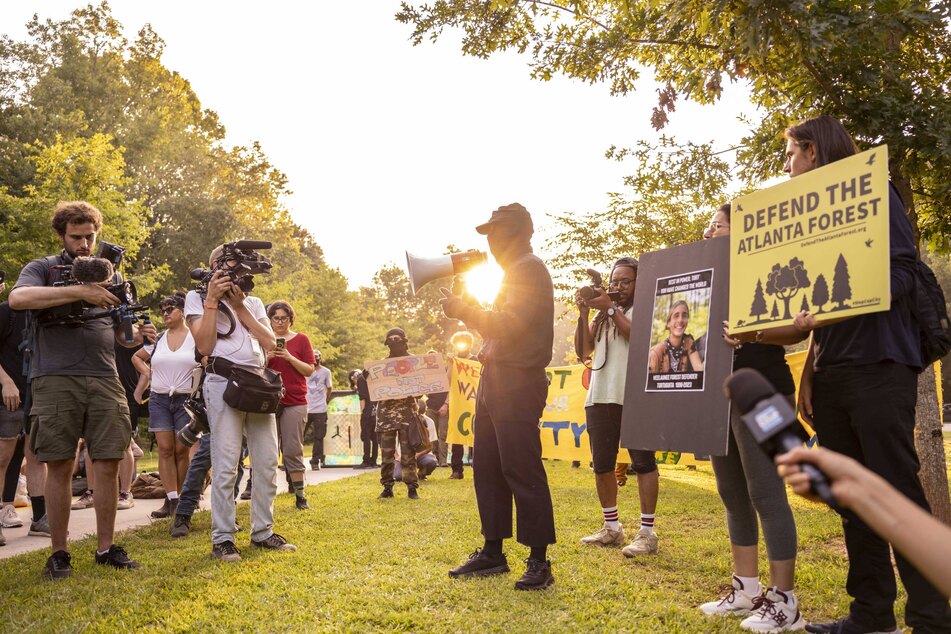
[190,240,273,297]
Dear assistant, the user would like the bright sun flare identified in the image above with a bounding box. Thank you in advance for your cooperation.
[463,262,505,305]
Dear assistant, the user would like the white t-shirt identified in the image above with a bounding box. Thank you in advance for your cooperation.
[184,291,268,367]
[144,329,197,395]
[423,414,438,443]
[306,366,333,414]
[584,305,634,407]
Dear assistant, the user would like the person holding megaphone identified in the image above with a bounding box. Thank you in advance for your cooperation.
[440,203,557,591]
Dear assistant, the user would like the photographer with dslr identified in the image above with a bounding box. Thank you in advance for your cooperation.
[575,257,663,559]
[10,201,156,579]
[185,243,296,562]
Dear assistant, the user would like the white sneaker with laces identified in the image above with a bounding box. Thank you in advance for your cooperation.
[740,588,805,632]
[0,504,23,528]
[116,492,135,510]
[700,575,760,616]
[621,527,659,557]
[580,524,626,546]
[71,490,94,510]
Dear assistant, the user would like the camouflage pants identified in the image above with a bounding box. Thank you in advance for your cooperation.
[379,427,417,488]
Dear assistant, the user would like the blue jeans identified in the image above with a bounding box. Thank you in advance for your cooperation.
[176,432,245,518]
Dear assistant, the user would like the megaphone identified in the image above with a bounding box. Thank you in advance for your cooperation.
[406,250,488,294]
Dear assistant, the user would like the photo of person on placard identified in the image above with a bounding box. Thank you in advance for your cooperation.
[645,273,712,392]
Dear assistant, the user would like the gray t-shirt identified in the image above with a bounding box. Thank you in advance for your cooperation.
[14,256,120,379]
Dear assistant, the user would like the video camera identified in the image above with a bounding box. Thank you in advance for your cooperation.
[577,268,621,304]
[38,242,150,343]
[178,390,210,447]
[190,240,273,297]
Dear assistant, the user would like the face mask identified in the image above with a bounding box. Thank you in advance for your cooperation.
[386,340,409,357]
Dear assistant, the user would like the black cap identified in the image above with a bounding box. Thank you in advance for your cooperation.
[476,203,533,235]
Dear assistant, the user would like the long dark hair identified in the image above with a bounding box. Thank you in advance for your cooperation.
[784,115,859,169]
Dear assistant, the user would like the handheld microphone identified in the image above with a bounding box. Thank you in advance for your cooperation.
[725,368,840,510]
[232,240,272,250]
[72,257,115,284]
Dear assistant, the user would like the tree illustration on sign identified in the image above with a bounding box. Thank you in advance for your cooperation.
[811,273,830,314]
[770,300,779,319]
[749,279,767,322]
[800,295,810,313]
[765,257,811,320]
[831,253,852,310]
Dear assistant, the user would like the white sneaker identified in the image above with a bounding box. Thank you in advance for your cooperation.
[700,575,760,616]
[0,504,23,528]
[740,588,805,632]
[116,492,135,510]
[580,525,626,546]
[621,528,659,557]
[71,490,94,510]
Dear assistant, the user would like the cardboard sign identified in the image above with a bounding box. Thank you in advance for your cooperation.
[729,145,891,334]
[363,353,449,401]
[622,237,732,456]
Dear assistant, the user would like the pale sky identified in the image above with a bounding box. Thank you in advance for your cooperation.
[2,2,756,289]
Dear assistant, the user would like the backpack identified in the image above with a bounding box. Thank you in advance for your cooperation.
[910,258,951,369]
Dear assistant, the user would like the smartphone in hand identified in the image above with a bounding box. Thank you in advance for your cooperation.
[275,337,286,350]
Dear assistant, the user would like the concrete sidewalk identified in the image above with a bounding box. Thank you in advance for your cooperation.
[0,466,365,559]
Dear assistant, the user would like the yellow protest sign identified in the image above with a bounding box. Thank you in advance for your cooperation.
[730,145,890,334]
[446,357,704,466]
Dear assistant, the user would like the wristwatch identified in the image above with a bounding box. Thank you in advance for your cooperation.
[606,305,618,317]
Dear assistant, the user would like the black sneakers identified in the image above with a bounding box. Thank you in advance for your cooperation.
[251,532,298,551]
[95,545,141,570]
[212,540,242,562]
[44,550,72,580]
[378,487,394,499]
[514,558,554,590]
[407,487,420,500]
[448,548,510,579]
[295,496,311,511]
[170,514,191,538]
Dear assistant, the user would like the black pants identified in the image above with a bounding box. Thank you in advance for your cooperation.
[450,443,464,471]
[813,362,951,633]
[473,364,555,547]
[305,412,328,466]
[360,416,378,464]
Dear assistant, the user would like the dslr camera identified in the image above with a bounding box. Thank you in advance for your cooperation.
[191,240,273,297]
[178,391,210,447]
[577,268,621,304]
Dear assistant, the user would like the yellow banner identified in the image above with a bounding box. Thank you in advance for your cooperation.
[446,358,702,466]
[447,351,938,460]
[730,146,890,334]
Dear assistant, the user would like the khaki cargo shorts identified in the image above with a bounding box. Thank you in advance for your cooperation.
[30,375,131,462]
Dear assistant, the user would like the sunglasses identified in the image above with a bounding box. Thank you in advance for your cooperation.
[160,306,179,315]
[270,315,290,322]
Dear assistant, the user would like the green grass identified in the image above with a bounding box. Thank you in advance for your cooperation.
[0,462,899,633]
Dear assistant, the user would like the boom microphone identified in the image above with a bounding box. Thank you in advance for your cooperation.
[72,257,115,284]
[724,368,839,510]
[232,240,272,250]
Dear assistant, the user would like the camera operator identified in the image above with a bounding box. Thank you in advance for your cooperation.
[575,257,662,558]
[9,201,156,579]
[184,244,296,562]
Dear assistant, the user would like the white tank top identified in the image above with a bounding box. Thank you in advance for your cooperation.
[148,330,197,395]
[584,305,634,407]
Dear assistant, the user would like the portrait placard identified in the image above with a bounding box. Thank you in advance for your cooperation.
[729,145,890,334]
[363,353,449,401]
[622,237,732,456]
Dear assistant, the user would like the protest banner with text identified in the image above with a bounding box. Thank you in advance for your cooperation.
[729,145,890,334]
[364,353,449,401]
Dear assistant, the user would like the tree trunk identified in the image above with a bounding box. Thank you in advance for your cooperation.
[915,364,951,524]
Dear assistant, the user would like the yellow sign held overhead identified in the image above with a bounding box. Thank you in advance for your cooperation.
[729,145,890,334]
